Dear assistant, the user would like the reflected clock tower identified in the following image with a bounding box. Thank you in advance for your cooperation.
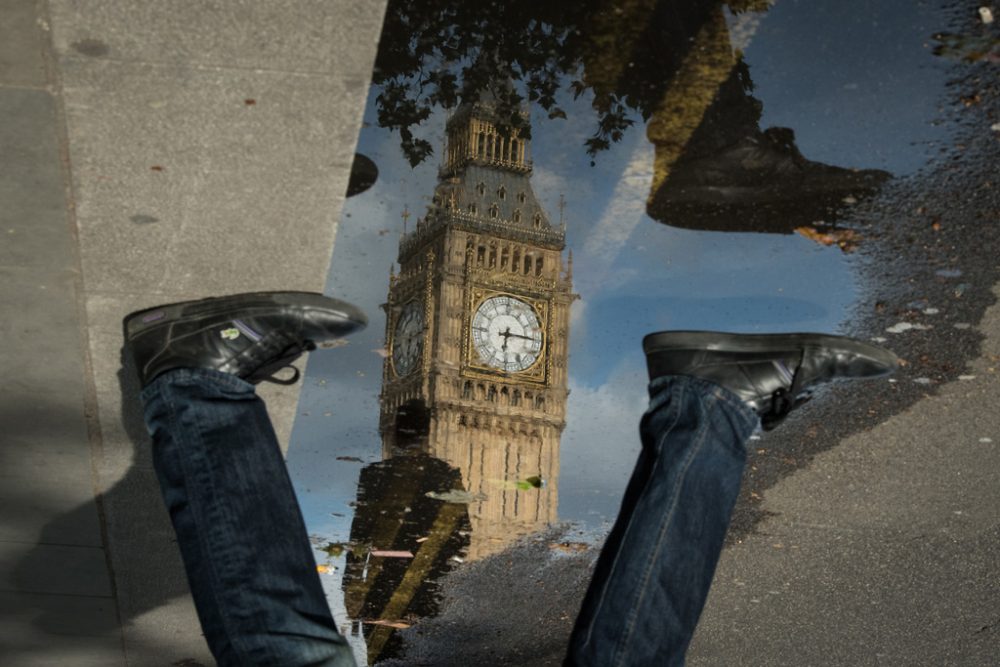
[380,91,576,559]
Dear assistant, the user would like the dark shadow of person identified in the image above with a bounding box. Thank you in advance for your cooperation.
[7,347,210,665]
[7,151,382,663]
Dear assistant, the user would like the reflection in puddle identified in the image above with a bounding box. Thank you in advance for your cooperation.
[343,454,470,661]
[343,92,573,663]
[288,0,952,663]
[379,91,574,561]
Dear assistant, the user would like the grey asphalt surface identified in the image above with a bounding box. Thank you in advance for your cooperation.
[2,0,997,665]
[377,4,1000,666]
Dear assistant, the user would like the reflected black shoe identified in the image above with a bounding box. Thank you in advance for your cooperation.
[124,291,367,388]
[642,331,898,430]
[648,127,891,235]
[346,152,379,197]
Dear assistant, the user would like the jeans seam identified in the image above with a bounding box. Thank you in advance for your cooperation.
[577,384,683,657]
[613,383,713,665]
[163,382,258,665]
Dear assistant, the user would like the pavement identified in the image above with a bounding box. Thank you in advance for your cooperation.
[0,0,386,664]
[2,1,998,666]
[688,287,1000,665]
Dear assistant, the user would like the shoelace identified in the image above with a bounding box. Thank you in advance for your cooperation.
[760,350,812,431]
[246,340,317,385]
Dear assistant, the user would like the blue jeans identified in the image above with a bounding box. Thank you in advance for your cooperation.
[565,375,758,667]
[142,369,754,666]
[141,368,356,666]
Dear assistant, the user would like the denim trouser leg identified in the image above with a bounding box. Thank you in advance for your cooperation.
[140,368,356,667]
[565,376,758,667]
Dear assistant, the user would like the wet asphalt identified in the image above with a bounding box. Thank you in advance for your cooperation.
[374,3,1000,664]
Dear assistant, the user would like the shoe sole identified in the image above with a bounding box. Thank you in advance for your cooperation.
[123,291,367,340]
[643,331,899,372]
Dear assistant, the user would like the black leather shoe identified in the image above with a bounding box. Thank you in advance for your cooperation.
[642,331,898,430]
[124,291,367,388]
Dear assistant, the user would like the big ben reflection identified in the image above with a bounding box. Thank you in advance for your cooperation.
[342,90,576,663]
[379,88,575,560]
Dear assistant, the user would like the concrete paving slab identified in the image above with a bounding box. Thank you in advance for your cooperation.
[48,0,385,74]
[0,265,86,394]
[0,0,48,87]
[0,591,124,667]
[0,590,119,637]
[60,58,360,297]
[0,542,112,598]
[0,386,92,470]
[0,88,73,268]
[0,472,102,546]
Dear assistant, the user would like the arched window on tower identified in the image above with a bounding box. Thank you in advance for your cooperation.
[517,192,526,204]
[477,182,486,196]
[477,132,486,157]
[535,256,544,276]
[533,212,543,228]
[510,139,519,163]
[489,204,499,219]
[512,209,521,223]
[498,186,506,200]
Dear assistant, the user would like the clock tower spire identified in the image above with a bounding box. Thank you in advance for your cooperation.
[381,90,576,560]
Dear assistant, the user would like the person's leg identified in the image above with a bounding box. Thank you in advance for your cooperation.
[565,331,898,666]
[123,291,368,666]
[141,367,356,666]
[565,376,757,666]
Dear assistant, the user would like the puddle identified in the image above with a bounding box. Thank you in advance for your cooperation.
[286,0,956,662]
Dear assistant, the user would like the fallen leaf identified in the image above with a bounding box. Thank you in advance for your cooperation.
[426,489,487,503]
[317,338,350,349]
[364,619,411,629]
[370,550,414,558]
[794,226,861,252]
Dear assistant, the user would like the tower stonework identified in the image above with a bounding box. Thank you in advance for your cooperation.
[381,96,576,559]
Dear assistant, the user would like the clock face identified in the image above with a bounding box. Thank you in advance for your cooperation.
[471,295,543,372]
[392,301,424,377]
